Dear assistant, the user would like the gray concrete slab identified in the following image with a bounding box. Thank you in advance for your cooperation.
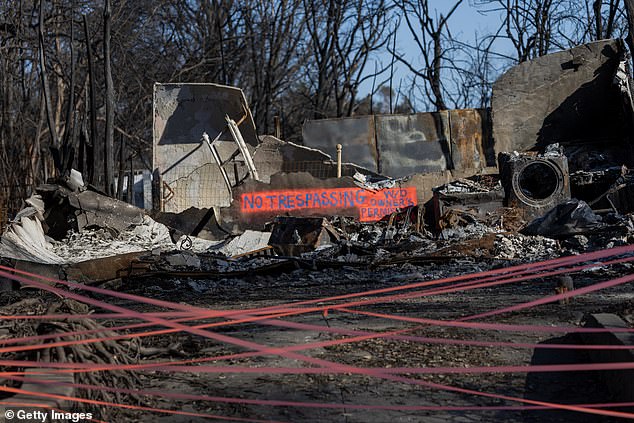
[492,39,629,157]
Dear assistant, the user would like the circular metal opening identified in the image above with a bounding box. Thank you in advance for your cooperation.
[518,161,559,200]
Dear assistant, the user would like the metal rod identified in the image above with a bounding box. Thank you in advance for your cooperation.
[226,116,260,181]
[202,132,232,195]
[274,115,281,139]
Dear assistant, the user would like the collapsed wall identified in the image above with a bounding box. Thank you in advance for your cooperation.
[302,109,496,178]
[491,39,634,168]
[153,83,260,212]
[150,42,634,236]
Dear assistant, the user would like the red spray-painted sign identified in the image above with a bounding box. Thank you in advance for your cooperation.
[241,187,417,222]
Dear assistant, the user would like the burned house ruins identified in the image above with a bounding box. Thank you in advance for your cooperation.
[2,37,634,422]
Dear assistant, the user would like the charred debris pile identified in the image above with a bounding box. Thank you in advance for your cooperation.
[1,38,634,419]
[1,39,633,287]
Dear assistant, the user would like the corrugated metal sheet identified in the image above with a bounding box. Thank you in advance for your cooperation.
[301,115,378,172]
[375,112,450,178]
[303,109,491,178]
[449,109,487,170]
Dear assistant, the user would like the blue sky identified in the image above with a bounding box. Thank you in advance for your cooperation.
[429,0,501,41]
[360,0,511,109]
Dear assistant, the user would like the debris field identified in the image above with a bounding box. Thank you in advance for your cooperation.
[2,38,634,423]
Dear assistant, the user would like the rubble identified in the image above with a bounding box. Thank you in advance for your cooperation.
[493,233,559,260]
[164,252,202,269]
[36,184,146,240]
[213,230,272,257]
[0,185,172,266]
[152,206,227,242]
[269,217,339,256]
[432,175,507,232]
[352,171,400,190]
[2,40,634,423]
[379,205,425,242]
[174,234,221,252]
[50,216,172,263]
[599,168,634,215]
[521,200,604,238]
[0,202,64,264]
[570,167,625,205]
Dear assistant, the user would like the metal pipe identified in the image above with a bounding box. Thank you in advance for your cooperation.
[336,144,342,178]
[274,115,281,139]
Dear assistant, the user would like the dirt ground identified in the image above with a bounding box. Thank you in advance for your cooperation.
[77,257,634,423]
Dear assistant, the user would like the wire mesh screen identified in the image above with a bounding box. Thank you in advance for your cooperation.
[162,163,240,212]
[281,160,357,178]
[161,160,361,213]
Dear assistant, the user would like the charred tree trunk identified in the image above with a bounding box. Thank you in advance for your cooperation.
[83,14,96,185]
[103,0,114,196]
[62,0,74,150]
[593,0,603,39]
[38,0,59,149]
[215,0,227,85]
[431,32,447,111]
[59,0,75,178]
[117,135,125,200]
[625,0,634,62]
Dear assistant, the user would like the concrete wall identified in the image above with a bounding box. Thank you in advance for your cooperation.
[153,84,382,214]
[492,39,630,157]
[253,136,335,183]
[449,109,495,171]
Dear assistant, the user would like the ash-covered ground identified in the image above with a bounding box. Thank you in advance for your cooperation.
[84,231,634,423]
